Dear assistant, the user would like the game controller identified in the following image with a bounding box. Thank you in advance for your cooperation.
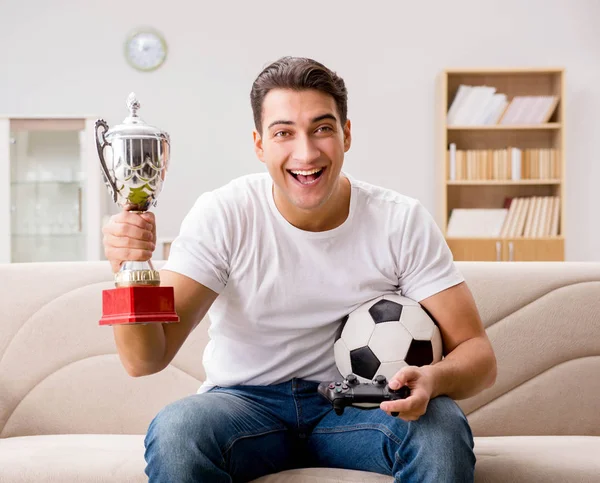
[318,373,411,416]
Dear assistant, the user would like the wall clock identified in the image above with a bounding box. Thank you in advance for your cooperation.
[124,28,168,72]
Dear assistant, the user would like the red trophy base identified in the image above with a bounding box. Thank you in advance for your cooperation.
[100,286,180,326]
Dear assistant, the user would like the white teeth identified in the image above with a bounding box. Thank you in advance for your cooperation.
[290,168,322,176]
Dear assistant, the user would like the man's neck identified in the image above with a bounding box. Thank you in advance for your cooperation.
[274,175,351,232]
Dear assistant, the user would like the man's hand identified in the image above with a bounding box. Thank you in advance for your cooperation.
[102,210,157,273]
[380,366,436,421]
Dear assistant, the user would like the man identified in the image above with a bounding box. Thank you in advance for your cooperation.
[103,56,497,483]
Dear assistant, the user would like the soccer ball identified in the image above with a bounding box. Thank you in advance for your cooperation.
[334,293,443,383]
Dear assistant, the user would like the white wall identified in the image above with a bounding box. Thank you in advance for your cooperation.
[1,0,599,261]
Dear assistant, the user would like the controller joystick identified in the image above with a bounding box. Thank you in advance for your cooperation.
[318,374,411,416]
[387,385,411,416]
[389,385,411,398]
[374,374,386,385]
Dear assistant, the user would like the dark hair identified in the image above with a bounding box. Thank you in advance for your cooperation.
[250,56,348,134]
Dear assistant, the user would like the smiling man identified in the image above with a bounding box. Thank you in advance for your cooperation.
[102,56,496,483]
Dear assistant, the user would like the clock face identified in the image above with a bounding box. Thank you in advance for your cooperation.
[125,29,167,72]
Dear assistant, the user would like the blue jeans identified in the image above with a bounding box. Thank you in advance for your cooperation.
[144,379,475,482]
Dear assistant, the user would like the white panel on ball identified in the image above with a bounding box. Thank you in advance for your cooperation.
[376,361,409,381]
[400,307,438,341]
[368,321,413,362]
[340,308,376,351]
[333,339,352,378]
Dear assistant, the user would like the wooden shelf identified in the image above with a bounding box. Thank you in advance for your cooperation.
[440,68,566,262]
[447,179,561,186]
[444,67,564,75]
[445,237,564,262]
[446,236,564,241]
[447,123,560,131]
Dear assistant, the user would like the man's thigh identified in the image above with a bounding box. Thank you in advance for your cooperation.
[305,396,473,477]
[145,386,301,482]
[305,402,405,476]
[210,388,299,478]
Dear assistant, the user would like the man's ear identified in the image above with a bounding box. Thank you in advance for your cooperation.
[343,119,352,152]
[253,130,264,163]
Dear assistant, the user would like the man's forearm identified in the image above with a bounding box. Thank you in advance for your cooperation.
[422,335,497,400]
[113,324,167,377]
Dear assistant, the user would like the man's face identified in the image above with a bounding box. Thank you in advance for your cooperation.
[253,88,351,213]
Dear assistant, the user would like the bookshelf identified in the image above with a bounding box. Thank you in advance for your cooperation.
[440,68,565,261]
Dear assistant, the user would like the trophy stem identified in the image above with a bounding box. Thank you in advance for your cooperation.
[115,260,160,287]
[114,210,160,287]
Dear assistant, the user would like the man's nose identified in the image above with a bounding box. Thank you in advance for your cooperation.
[292,135,320,164]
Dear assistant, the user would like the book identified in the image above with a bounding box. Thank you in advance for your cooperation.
[447,208,508,238]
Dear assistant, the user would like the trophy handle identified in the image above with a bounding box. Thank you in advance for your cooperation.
[94,119,119,203]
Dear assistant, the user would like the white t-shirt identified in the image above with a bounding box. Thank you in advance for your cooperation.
[163,172,464,393]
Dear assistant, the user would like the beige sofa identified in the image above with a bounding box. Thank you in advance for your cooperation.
[1,261,599,482]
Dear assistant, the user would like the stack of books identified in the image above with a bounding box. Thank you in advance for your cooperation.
[447,145,560,181]
[446,196,560,238]
[447,85,559,126]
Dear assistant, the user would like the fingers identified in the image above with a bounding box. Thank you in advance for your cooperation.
[141,212,157,240]
[389,366,420,390]
[103,234,154,262]
[104,233,155,251]
[104,222,155,242]
[381,396,415,415]
[109,211,155,236]
[104,244,154,264]
[380,393,428,421]
[383,366,429,421]
[102,211,157,271]
[103,212,155,242]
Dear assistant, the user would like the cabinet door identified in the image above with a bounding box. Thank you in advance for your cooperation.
[0,119,9,263]
[503,238,565,261]
[9,123,85,262]
[7,118,109,263]
[446,238,503,261]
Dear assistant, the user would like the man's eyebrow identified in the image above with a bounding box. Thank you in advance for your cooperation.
[267,119,294,130]
[267,113,338,130]
[312,113,337,124]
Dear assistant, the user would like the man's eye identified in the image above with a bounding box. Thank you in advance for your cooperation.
[316,126,333,133]
[274,131,289,137]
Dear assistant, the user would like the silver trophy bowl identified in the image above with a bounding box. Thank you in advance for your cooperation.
[95,93,171,287]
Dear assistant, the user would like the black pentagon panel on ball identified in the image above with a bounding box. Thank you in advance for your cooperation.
[334,314,349,342]
[350,346,381,380]
[368,299,403,324]
[405,340,434,366]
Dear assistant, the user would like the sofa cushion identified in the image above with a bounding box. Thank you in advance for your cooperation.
[257,436,600,482]
[253,468,393,482]
[473,436,600,483]
[2,434,599,483]
[0,434,147,483]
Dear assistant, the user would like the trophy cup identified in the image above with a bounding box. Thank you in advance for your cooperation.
[94,92,179,326]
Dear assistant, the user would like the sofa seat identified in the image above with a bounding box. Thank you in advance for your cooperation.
[256,436,600,483]
[2,434,599,483]
[0,434,147,483]
[472,436,600,483]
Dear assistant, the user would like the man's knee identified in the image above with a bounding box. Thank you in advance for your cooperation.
[144,393,226,467]
[407,396,474,470]
[391,397,475,482]
[422,396,473,441]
